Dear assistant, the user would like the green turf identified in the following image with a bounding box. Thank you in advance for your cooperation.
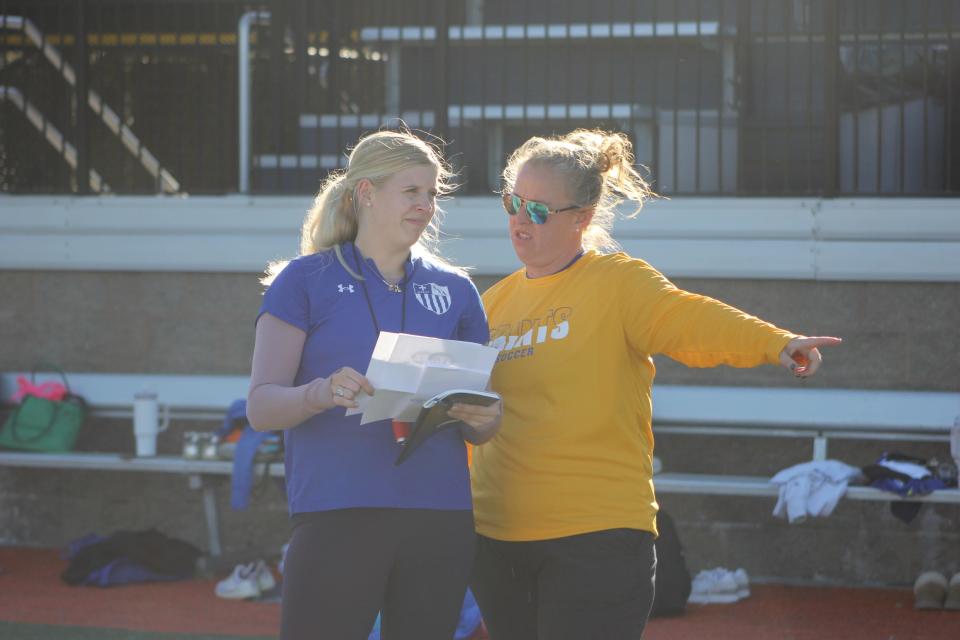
[0,621,276,640]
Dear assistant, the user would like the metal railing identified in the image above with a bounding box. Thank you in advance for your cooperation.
[1,0,957,197]
[1,14,178,192]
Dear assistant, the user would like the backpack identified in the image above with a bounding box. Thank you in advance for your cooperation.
[62,530,201,586]
[651,509,692,617]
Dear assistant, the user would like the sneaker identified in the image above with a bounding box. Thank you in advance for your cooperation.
[945,573,960,611]
[732,568,750,599]
[250,559,276,592]
[707,567,750,600]
[701,567,750,599]
[913,571,947,610]
[688,568,740,604]
[215,563,261,600]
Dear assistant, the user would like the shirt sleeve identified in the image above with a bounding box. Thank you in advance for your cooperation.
[456,277,490,345]
[618,258,795,368]
[257,259,310,332]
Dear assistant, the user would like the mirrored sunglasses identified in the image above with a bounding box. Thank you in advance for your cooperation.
[502,192,581,225]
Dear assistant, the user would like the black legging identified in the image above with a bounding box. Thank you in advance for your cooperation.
[281,508,476,640]
[472,529,657,640]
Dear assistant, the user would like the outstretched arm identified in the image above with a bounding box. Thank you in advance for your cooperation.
[778,336,843,377]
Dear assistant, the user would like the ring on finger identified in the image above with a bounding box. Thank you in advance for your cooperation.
[334,386,346,397]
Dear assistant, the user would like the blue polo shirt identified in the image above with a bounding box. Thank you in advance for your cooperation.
[258,243,489,515]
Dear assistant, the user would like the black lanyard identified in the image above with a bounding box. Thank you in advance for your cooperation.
[349,243,407,337]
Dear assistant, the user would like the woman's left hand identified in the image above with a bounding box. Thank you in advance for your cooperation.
[448,400,503,445]
[779,336,843,378]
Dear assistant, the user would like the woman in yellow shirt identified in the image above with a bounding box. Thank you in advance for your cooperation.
[471,129,841,639]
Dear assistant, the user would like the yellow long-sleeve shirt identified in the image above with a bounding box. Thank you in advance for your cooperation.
[472,251,795,541]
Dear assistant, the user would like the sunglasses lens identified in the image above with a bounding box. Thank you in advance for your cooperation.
[510,194,523,215]
[527,201,549,224]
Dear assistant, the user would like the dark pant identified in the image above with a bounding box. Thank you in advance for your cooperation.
[472,529,657,640]
[281,508,476,640]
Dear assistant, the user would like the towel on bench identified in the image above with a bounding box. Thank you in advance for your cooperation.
[770,460,861,524]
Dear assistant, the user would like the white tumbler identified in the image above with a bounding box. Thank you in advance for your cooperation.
[133,391,170,456]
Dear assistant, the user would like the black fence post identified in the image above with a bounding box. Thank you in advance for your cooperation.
[74,0,89,194]
[290,0,307,192]
[434,0,449,139]
[822,0,840,197]
[734,0,750,197]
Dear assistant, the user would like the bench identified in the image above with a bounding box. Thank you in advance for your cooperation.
[3,375,958,558]
[0,372,276,557]
[650,385,960,504]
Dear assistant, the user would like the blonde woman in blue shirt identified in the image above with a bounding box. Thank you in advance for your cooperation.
[247,130,502,640]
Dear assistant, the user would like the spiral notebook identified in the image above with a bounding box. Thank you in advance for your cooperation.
[395,389,501,465]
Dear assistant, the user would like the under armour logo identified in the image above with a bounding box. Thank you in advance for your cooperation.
[337,284,355,293]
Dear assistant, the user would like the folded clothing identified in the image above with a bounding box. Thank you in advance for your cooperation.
[862,452,956,497]
[769,460,861,524]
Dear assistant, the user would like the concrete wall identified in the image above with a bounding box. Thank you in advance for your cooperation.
[1,269,958,586]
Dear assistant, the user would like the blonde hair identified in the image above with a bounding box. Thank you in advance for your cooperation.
[501,128,655,253]
[263,128,457,284]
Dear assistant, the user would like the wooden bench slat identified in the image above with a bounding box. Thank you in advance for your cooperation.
[653,472,960,503]
[0,451,284,477]
[4,375,956,434]
[0,372,249,411]
[653,385,960,432]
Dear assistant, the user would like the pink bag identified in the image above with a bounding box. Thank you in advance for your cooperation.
[11,374,67,403]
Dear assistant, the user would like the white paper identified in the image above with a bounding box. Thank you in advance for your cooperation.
[346,332,498,424]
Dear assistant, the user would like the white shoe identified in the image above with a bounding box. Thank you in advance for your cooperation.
[945,572,960,610]
[688,568,740,604]
[215,563,261,600]
[914,571,948,609]
[705,568,749,600]
[250,559,276,592]
[733,568,750,599]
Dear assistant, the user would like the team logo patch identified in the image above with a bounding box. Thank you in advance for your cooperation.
[413,283,451,315]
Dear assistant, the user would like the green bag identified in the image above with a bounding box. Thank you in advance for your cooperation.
[0,367,86,453]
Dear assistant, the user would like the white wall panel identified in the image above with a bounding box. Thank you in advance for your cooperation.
[1,195,957,281]
[816,241,960,282]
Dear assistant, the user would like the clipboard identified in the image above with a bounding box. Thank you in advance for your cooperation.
[395,389,501,465]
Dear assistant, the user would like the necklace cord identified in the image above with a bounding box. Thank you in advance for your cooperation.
[349,243,407,336]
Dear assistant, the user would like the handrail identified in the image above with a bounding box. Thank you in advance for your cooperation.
[358,21,726,42]
[0,15,179,193]
[238,11,271,194]
[0,85,109,193]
